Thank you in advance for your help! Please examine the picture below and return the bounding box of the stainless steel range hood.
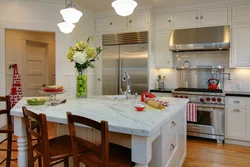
[169,26,230,51]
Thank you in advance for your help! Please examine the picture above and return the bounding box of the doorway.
[5,29,55,97]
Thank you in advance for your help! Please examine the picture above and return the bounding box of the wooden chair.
[0,96,41,167]
[67,112,135,167]
[22,107,73,167]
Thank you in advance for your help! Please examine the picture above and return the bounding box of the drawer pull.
[233,100,240,104]
[170,144,175,150]
[233,109,240,112]
[171,121,176,127]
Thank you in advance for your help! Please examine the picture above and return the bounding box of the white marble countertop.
[10,96,188,137]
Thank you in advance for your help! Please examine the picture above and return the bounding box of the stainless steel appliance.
[169,25,230,51]
[172,88,225,144]
[102,32,148,95]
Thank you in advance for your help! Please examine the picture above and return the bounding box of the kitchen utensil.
[207,78,219,90]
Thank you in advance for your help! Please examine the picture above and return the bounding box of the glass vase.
[76,69,87,98]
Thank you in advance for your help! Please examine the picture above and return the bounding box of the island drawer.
[227,97,247,107]
[162,116,179,144]
[163,133,178,166]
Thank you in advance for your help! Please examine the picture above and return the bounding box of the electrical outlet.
[236,82,241,90]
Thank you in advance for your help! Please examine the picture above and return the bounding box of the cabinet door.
[156,13,172,30]
[95,36,103,95]
[96,16,127,33]
[232,4,250,24]
[200,7,228,26]
[173,10,198,29]
[155,31,173,68]
[128,12,148,30]
[231,24,250,68]
[247,99,250,140]
[226,107,247,140]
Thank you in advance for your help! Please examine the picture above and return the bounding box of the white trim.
[225,138,250,146]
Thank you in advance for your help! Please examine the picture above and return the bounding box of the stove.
[172,87,225,105]
[172,87,225,143]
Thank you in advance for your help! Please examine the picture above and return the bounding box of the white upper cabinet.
[128,12,148,30]
[96,16,127,33]
[96,11,149,33]
[156,13,172,30]
[200,7,228,26]
[155,31,173,68]
[231,24,250,68]
[232,3,250,24]
[173,10,199,29]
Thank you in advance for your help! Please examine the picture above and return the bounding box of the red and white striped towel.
[186,103,197,122]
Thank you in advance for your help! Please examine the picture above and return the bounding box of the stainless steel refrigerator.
[102,32,148,95]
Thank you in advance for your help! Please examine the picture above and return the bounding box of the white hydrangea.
[73,51,87,64]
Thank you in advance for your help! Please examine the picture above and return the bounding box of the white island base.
[11,96,187,167]
[55,109,186,167]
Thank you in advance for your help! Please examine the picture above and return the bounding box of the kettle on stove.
[207,78,219,90]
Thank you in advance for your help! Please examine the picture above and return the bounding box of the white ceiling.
[74,0,237,13]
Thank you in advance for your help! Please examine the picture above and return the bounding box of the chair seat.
[79,143,135,167]
[0,124,13,133]
[33,135,73,161]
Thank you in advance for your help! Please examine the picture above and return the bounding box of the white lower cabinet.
[226,107,247,139]
[226,97,250,142]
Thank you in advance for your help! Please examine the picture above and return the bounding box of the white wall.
[0,0,96,98]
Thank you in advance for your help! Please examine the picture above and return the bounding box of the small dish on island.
[42,85,64,93]
[134,104,145,111]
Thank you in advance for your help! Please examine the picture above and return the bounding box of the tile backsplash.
[156,51,250,92]
[157,68,250,92]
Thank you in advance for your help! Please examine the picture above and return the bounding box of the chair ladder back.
[101,120,109,166]
[22,107,50,165]
[0,96,11,125]
[67,112,110,166]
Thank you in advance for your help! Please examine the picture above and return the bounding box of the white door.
[173,10,198,29]
[200,7,228,27]
[231,24,250,67]
[155,31,173,68]
[232,4,250,24]
[22,40,47,97]
[226,107,247,140]
[156,13,172,30]
[128,12,148,30]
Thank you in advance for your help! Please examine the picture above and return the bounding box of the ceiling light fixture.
[112,0,137,17]
[57,21,75,34]
[60,0,83,24]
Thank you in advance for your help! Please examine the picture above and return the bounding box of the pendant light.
[57,21,75,34]
[112,0,137,17]
[60,0,83,24]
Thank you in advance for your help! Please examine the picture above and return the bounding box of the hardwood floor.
[184,137,250,167]
[1,130,250,167]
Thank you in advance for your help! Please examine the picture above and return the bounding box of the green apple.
[77,92,81,97]
[77,75,82,80]
[77,80,83,85]
[82,76,87,82]
[80,92,86,97]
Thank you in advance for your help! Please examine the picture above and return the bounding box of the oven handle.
[195,104,225,109]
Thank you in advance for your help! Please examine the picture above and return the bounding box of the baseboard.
[225,138,250,146]
[179,152,187,167]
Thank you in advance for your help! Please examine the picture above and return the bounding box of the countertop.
[10,96,188,137]
[150,88,174,93]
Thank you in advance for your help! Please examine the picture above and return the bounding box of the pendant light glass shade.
[112,0,137,17]
[57,21,75,34]
[60,7,83,24]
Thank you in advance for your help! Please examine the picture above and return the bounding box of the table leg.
[131,135,152,167]
[14,116,28,167]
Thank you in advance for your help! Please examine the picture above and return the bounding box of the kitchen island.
[11,96,188,167]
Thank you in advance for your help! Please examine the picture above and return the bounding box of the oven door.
[187,105,225,136]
